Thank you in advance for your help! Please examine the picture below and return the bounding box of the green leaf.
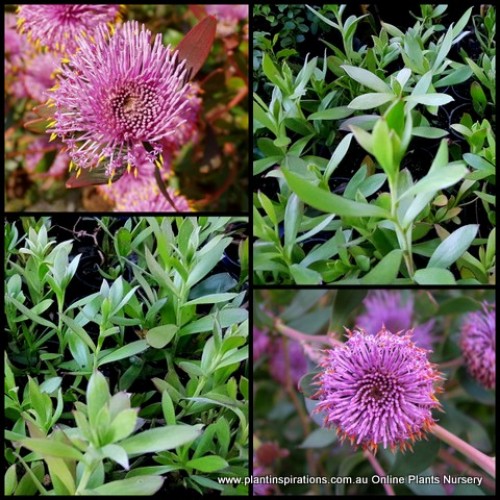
[283,169,389,218]
[5,464,18,495]
[309,107,353,120]
[414,268,456,284]
[412,126,448,138]
[349,124,374,154]
[20,438,84,461]
[348,93,395,110]
[463,154,495,175]
[284,194,302,255]
[390,435,440,474]
[120,425,203,456]
[182,293,238,306]
[146,324,178,349]
[427,224,478,269]
[299,428,337,448]
[186,455,229,473]
[289,264,322,285]
[85,476,164,496]
[180,309,248,336]
[110,409,138,442]
[341,65,391,93]
[398,165,467,201]
[5,296,57,329]
[101,444,130,470]
[253,156,282,176]
[61,315,96,352]
[324,133,353,180]
[187,237,231,287]
[372,119,394,176]
[361,250,402,284]
[98,340,149,367]
[87,371,111,428]
[405,93,454,106]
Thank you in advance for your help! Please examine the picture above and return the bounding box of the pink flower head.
[205,5,249,22]
[316,328,443,453]
[357,291,435,350]
[269,337,308,387]
[253,327,271,362]
[460,303,495,389]
[17,4,121,54]
[49,20,197,179]
[98,157,191,212]
[205,5,248,37]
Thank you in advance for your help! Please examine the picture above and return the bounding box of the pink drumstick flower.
[17,4,122,55]
[316,328,443,453]
[47,20,195,181]
[460,302,495,389]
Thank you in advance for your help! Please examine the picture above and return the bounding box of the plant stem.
[431,424,495,478]
[364,450,395,496]
[438,449,496,492]
[282,337,319,494]
[274,318,341,347]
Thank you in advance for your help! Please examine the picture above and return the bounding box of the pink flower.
[357,291,435,350]
[98,157,191,212]
[460,303,495,389]
[316,328,443,453]
[253,328,271,362]
[269,337,308,387]
[205,5,249,22]
[17,4,121,54]
[49,20,198,178]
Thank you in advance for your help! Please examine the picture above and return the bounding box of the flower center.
[357,371,401,408]
[109,82,159,140]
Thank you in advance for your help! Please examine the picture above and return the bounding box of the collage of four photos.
[4,3,496,497]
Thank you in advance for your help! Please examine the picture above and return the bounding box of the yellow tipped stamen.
[127,162,131,173]
[134,167,138,178]
[155,159,162,170]
[107,176,112,187]
[96,155,105,167]
[61,57,70,64]
[76,168,82,179]
[69,161,74,172]
[49,133,58,142]
[47,120,57,128]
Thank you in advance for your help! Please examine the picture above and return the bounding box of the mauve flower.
[316,328,443,453]
[17,4,121,54]
[269,337,308,387]
[253,328,271,362]
[460,303,495,389]
[205,5,248,37]
[357,291,435,350]
[49,20,196,179]
[98,158,191,212]
[205,5,249,22]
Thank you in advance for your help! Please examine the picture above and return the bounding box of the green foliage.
[253,5,496,285]
[5,216,248,495]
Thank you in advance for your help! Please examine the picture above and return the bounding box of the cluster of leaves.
[253,4,495,285]
[4,4,248,212]
[5,216,249,495]
[253,289,495,496]
[253,4,336,93]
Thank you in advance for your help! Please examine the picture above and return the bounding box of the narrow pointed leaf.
[176,16,216,80]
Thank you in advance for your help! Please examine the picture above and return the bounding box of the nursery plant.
[4,216,249,495]
[4,4,249,212]
[253,289,495,496]
[253,4,495,285]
